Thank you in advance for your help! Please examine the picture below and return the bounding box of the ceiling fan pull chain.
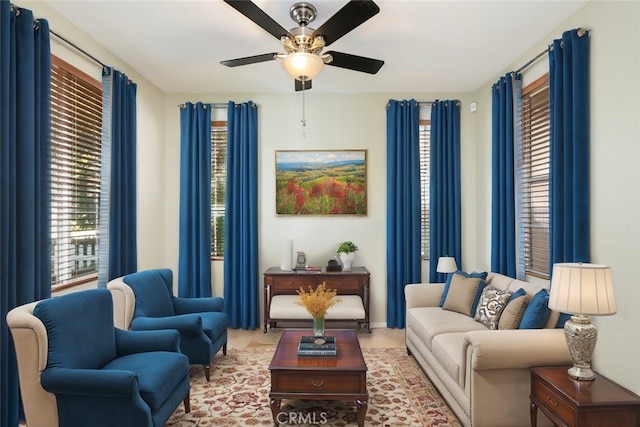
[301,77,307,127]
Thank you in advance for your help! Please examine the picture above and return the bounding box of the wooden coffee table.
[268,329,368,426]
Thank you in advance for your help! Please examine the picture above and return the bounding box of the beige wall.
[163,92,478,328]
[31,0,639,394]
[473,0,640,393]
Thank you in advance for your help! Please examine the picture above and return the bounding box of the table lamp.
[548,263,616,381]
[436,256,458,274]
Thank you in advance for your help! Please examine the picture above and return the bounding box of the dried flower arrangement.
[296,282,341,318]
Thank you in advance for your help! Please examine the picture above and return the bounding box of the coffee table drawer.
[272,371,366,393]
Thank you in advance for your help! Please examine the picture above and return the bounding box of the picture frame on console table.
[275,149,367,216]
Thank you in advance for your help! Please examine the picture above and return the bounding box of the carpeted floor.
[166,347,461,426]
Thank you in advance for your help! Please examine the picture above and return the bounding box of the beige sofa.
[405,272,572,427]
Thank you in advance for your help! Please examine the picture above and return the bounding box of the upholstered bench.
[269,294,366,322]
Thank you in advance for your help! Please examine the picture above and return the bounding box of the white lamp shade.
[548,263,617,316]
[282,52,324,81]
[436,257,458,274]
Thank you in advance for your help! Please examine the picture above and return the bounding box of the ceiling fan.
[220,0,384,91]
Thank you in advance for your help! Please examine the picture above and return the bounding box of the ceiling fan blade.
[325,51,384,74]
[223,0,292,40]
[295,79,312,91]
[312,0,380,47]
[220,53,279,67]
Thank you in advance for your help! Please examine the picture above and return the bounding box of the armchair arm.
[115,328,180,355]
[130,313,202,336]
[41,367,138,398]
[173,296,224,314]
[404,283,444,309]
[464,329,572,370]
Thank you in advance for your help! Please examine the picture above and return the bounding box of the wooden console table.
[263,267,370,333]
[530,366,640,427]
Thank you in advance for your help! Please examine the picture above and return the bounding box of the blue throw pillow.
[507,287,527,303]
[470,279,488,317]
[556,312,572,328]
[519,289,551,329]
[439,270,489,307]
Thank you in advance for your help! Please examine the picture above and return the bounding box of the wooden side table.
[530,366,640,427]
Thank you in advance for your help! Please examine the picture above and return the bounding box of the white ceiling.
[42,0,588,94]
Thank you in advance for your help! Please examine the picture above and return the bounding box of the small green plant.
[336,241,358,254]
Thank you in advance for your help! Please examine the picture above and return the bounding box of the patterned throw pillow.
[474,285,512,329]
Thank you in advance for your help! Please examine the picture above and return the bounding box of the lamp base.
[564,315,598,381]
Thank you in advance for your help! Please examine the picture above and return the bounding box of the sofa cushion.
[498,295,529,329]
[474,285,512,329]
[442,275,482,316]
[519,289,551,329]
[431,332,469,387]
[406,307,487,351]
[270,295,365,319]
[440,270,488,307]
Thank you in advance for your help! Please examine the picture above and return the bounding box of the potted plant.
[336,241,358,271]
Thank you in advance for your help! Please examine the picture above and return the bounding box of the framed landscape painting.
[275,150,367,215]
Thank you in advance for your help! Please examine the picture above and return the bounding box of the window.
[210,121,227,258]
[50,56,102,288]
[520,74,550,278]
[419,119,431,259]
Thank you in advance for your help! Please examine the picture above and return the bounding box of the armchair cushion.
[103,352,187,412]
[33,289,117,369]
[200,311,229,341]
[124,269,176,317]
[173,296,224,314]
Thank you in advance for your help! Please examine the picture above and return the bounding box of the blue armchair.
[108,268,229,381]
[6,288,190,427]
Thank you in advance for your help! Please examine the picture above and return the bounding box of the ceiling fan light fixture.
[282,52,324,81]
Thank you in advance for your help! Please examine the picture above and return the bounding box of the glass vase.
[313,317,325,337]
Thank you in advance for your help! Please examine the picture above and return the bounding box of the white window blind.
[50,56,102,287]
[420,120,431,259]
[210,122,227,257]
[521,75,550,277]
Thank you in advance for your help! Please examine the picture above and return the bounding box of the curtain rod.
[514,48,548,74]
[49,29,107,69]
[178,103,230,109]
[514,27,588,74]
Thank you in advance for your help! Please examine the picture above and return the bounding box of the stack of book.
[297,336,337,357]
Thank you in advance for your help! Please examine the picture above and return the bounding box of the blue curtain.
[178,102,212,297]
[97,67,138,287]
[0,5,51,426]
[549,28,590,265]
[490,74,520,277]
[385,99,421,329]
[224,101,259,329]
[429,100,462,282]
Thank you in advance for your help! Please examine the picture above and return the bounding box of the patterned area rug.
[166,347,461,426]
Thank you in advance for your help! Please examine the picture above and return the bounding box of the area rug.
[166,347,461,426]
